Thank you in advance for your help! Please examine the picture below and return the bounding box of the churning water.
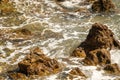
[0,0,120,80]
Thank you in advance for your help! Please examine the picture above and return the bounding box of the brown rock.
[80,23,120,52]
[83,48,111,66]
[18,47,62,76]
[104,63,120,75]
[92,0,116,13]
[69,67,86,77]
[71,48,86,58]
[9,73,28,80]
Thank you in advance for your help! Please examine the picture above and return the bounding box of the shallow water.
[0,0,120,80]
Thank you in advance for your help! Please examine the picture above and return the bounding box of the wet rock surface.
[72,23,120,66]
[80,23,120,52]
[104,63,120,75]
[92,0,116,13]
[9,47,63,79]
[83,48,111,66]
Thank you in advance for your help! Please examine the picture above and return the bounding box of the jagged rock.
[9,73,28,80]
[69,67,86,77]
[71,48,86,58]
[104,63,120,75]
[67,67,86,79]
[83,48,111,66]
[18,47,62,76]
[80,23,120,52]
[92,0,116,13]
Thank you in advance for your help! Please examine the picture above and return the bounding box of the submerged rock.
[9,73,28,80]
[104,63,120,75]
[83,48,111,66]
[17,47,62,77]
[92,0,116,13]
[69,67,86,77]
[68,67,86,79]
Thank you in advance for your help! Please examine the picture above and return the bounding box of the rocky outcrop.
[18,47,62,76]
[104,63,120,75]
[72,23,120,66]
[67,67,86,79]
[80,23,120,52]
[83,48,111,66]
[92,0,116,13]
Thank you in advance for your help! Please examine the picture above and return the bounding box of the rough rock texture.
[104,63,120,75]
[83,48,111,66]
[9,73,28,80]
[72,23,120,66]
[71,48,86,58]
[67,67,86,80]
[69,67,86,77]
[92,0,116,13]
[17,47,62,77]
[80,23,120,52]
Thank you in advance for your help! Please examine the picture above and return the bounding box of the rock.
[9,73,28,80]
[80,23,120,52]
[92,0,116,13]
[69,67,86,77]
[18,47,62,76]
[83,48,111,66]
[71,48,86,58]
[67,67,86,80]
[104,63,120,75]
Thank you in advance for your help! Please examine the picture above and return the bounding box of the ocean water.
[0,0,120,80]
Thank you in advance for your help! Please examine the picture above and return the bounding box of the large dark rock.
[104,63,120,75]
[83,48,111,66]
[69,67,86,77]
[18,47,62,76]
[72,23,120,66]
[92,0,116,13]
[80,23,120,52]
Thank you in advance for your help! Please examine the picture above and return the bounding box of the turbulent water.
[0,0,120,80]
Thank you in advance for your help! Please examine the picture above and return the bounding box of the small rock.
[92,0,116,13]
[9,73,28,80]
[69,67,86,77]
[104,63,120,75]
[80,23,120,52]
